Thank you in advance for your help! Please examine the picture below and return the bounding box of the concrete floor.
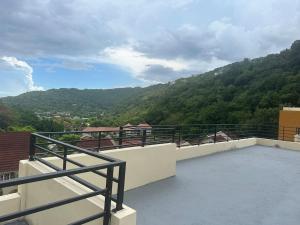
[124,146,300,225]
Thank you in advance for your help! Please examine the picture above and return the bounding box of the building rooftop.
[124,146,300,225]
[82,127,120,132]
[0,132,29,173]
[282,107,300,111]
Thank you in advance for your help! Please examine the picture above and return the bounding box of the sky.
[0,0,300,97]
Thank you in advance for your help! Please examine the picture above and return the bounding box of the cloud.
[0,57,43,97]
[0,0,300,84]
[99,45,191,82]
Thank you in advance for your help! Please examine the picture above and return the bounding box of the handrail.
[0,131,127,225]
[34,124,286,151]
[32,133,121,163]
[0,163,114,225]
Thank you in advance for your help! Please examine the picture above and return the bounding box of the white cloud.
[100,46,188,81]
[99,45,230,82]
[0,0,300,85]
[0,57,43,97]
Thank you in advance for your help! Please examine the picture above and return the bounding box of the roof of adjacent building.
[123,123,133,127]
[77,136,116,150]
[82,127,120,132]
[0,132,30,172]
[137,123,152,128]
[282,107,300,111]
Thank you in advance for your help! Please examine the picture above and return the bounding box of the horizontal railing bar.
[34,144,63,158]
[33,133,121,163]
[35,157,120,205]
[35,157,104,192]
[35,146,120,183]
[0,189,105,222]
[0,161,117,188]
[68,212,105,225]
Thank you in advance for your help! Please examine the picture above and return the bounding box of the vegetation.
[1,40,300,129]
[0,102,64,132]
[58,134,81,145]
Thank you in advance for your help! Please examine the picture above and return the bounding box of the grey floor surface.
[124,146,300,225]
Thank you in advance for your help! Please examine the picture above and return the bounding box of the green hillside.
[2,40,300,126]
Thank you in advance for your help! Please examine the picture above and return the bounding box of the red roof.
[137,123,152,128]
[77,137,116,150]
[0,132,30,172]
[82,127,120,132]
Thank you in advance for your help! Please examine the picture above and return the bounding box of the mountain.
[2,40,300,125]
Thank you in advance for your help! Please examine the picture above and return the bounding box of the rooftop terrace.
[125,145,300,225]
[1,124,300,225]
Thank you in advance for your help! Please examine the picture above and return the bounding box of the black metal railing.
[38,123,286,150]
[0,132,126,225]
[1,123,300,224]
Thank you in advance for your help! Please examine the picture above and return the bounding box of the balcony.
[1,124,300,225]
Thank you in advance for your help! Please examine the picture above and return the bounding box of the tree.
[0,103,13,130]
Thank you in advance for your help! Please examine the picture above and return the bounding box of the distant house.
[82,127,120,133]
[81,123,152,147]
[137,123,152,134]
[0,132,30,195]
[77,134,116,151]
[137,123,152,129]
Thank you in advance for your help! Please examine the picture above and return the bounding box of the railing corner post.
[103,166,114,225]
[116,162,126,211]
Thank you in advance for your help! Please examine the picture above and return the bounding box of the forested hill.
[2,40,300,125]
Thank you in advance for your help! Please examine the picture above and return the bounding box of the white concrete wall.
[256,138,300,151]
[294,134,300,142]
[176,138,257,161]
[46,143,177,194]
[0,193,21,225]
[18,160,136,225]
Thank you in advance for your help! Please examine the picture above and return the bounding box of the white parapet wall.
[176,138,257,161]
[17,160,136,225]
[256,138,300,151]
[0,193,21,225]
[45,143,177,194]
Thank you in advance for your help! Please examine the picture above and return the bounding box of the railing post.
[98,131,101,151]
[116,162,126,211]
[172,128,176,143]
[141,129,147,147]
[103,166,114,225]
[178,126,182,148]
[214,125,217,143]
[198,126,201,145]
[29,134,36,161]
[118,126,123,148]
[63,146,67,170]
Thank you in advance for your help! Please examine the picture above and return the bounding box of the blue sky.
[0,0,300,97]
[29,58,145,90]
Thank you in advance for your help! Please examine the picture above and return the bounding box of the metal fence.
[0,133,126,225]
[38,123,300,151]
